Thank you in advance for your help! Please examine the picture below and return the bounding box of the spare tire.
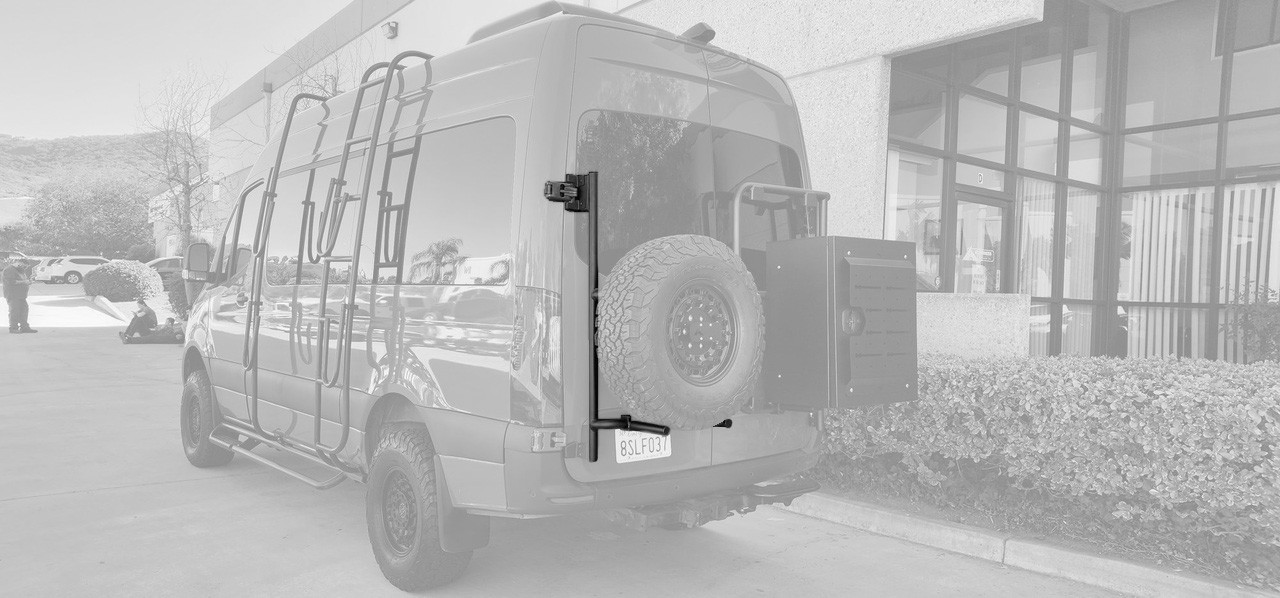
[597,234,764,430]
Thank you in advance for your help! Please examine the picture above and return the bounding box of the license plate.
[615,430,672,463]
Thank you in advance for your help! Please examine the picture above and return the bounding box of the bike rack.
[730,182,830,255]
[310,49,433,463]
[241,92,329,448]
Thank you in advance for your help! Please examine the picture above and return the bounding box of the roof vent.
[682,22,715,44]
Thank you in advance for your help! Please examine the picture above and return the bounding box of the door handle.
[236,291,249,306]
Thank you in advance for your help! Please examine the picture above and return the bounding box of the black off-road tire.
[179,369,234,467]
[366,424,471,591]
[64,271,82,284]
[597,234,765,430]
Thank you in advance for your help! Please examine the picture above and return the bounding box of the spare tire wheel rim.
[666,279,737,386]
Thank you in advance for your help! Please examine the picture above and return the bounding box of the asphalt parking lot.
[0,284,1118,597]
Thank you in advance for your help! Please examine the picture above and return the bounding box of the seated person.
[122,317,184,344]
[119,299,157,341]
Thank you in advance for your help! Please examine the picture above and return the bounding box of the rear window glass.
[576,110,805,283]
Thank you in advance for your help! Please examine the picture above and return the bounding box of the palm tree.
[407,237,465,284]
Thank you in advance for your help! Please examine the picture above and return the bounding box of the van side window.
[220,182,265,278]
[400,117,516,286]
[313,155,367,285]
[262,171,313,286]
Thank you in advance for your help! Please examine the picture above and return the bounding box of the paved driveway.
[0,286,1117,597]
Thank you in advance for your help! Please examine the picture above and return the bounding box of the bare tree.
[138,69,222,253]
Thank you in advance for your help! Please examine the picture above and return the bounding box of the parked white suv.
[35,256,109,284]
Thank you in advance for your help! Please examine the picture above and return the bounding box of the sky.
[0,0,353,139]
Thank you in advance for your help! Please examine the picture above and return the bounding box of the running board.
[210,424,350,490]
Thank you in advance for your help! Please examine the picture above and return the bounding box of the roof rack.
[467,1,664,44]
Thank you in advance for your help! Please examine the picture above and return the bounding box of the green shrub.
[83,259,165,302]
[164,275,189,319]
[825,354,1280,549]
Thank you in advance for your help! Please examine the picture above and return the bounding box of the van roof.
[468,1,663,44]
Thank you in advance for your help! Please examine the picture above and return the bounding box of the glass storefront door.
[953,193,1010,293]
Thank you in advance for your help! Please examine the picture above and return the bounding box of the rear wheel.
[64,271,82,284]
[179,369,233,467]
[366,424,471,591]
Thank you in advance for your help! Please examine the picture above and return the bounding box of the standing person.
[3,256,36,333]
[119,298,157,340]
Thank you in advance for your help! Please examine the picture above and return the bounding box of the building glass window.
[1030,301,1052,355]
[1067,127,1102,185]
[1017,177,1055,297]
[886,149,944,291]
[957,94,1007,163]
[955,32,1012,95]
[1018,1,1065,112]
[1018,111,1059,174]
[953,199,1006,294]
[1225,114,1280,177]
[1122,124,1218,187]
[1063,187,1100,300]
[1062,303,1094,355]
[1228,43,1280,114]
[889,74,947,149]
[1125,0,1222,127]
[1069,5,1110,125]
[1219,181,1280,303]
[1120,307,1208,359]
[1118,188,1214,303]
[1223,0,1280,53]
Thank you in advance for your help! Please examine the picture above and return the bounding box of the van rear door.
[561,24,717,483]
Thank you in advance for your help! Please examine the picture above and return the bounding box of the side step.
[209,422,351,490]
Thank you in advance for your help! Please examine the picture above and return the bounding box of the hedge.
[825,354,1280,549]
[83,259,165,302]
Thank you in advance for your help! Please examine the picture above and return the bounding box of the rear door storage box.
[764,237,918,410]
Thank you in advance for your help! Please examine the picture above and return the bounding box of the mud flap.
[434,455,491,553]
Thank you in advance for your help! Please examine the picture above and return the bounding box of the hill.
[0,133,158,198]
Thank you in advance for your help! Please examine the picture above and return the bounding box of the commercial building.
[209,0,1280,361]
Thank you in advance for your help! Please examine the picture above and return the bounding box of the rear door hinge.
[544,173,594,213]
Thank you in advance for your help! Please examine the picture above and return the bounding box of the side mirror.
[183,242,214,282]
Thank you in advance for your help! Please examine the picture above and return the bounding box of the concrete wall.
[917,293,1031,357]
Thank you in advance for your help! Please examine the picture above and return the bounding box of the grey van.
[179,2,917,590]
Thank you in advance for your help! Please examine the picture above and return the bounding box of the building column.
[789,56,892,239]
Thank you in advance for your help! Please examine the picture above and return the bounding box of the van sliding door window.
[262,172,311,286]
[400,117,516,286]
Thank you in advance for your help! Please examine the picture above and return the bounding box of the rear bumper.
[479,445,819,517]
[603,478,821,530]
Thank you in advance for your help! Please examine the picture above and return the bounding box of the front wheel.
[64,271,82,284]
[180,369,233,467]
[366,424,471,591]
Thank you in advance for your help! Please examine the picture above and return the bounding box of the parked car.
[29,258,59,282]
[146,256,183,281]
[178,4,919,591]
[34,256,109,284]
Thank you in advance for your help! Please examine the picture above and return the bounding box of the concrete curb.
[784,493,1276,598]
[87,296,127,322]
